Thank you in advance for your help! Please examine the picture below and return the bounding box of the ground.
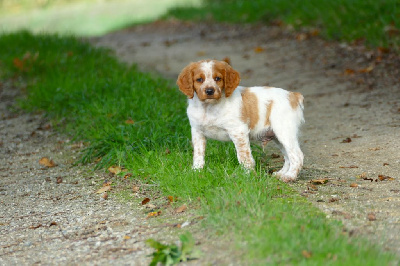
[1,20,400,264]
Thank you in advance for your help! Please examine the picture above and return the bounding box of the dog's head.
[177,60,240,102]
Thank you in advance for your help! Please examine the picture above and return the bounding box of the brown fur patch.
[265,101,273,126]
[240,88,259,129]
[289,92,304,109]
[213,61,240,97]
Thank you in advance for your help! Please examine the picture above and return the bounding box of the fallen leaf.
[102,192,108,200]
[254,46,265,53]
[350,183,358,188]
[311,178,329,185]
[13,58,24,71]
[96,185,111,194]
[175,205,187,213]
[339,165,359,169]
[108,166,122,175]
[296,33,307,41]
[310,29,320,36]
[29,224,43,229]
[132,186,140,192]
[56,177,63,184]
[124,173,132,179]
[49,221,58,226]
[329,198,339,203]
[383,163,389,166]
[167,195,174,203]
[378,175,395,181]
[302,250,312,258]
[344,68,355,75]
[359,65,374,73]
[39,157,56,167]
[341,137,352,143]
[147,211,161,218]
[125,119,134,124]
[142,198,150,205]
[367,212,376,221]
[123,235,131,240]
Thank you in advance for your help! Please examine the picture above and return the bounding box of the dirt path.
[90,20,400,254]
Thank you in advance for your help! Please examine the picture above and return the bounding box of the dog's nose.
[205,88,215,96]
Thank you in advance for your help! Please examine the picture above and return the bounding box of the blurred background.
[0,0,200,36]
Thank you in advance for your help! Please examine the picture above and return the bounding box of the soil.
[1,20,399,264]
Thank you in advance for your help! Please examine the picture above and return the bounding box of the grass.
[0,31,397,264]
[0,0,200,36]
[165,0,400,50]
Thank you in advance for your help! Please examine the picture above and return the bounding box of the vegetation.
[0,31,396,264]
[166,0,400,50]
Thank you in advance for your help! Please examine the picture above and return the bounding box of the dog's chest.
[188,104,232,141]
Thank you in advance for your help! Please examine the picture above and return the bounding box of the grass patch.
[0,31,397,264]
[165,0,400,50]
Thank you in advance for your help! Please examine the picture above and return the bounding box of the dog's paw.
[273,172,297,182]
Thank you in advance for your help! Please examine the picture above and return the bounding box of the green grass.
[0,31,397,264]
[165,0,400,50]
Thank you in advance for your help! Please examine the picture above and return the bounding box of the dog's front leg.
[229,132,255,169]
[191,128,206,169]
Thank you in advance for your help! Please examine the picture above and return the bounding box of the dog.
[176,59,304,182]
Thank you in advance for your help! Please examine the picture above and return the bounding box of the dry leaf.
[108,166,122,175]
[142,198,150,205]
[124,173,132,179]
[254,46,265,53]
[56,177,63,184]
[96,185,111,194]
[123,235,131,240]
[311,178,329,185]
[147,211,161,218]
[132,186,140,192]
[296,33,307,41]
[378,175,395,181]
[341,137,352,143]
[344,68,355,75]
[125,119,134,124]
[359,65,374,73]
[39,157,56,167]
[350,183,358,188]
[175,205,187,213]
[13,58,24,71]
[102,192,108,200]
[367,212,376,221]
[302,250,312,258]
[167,195,174,203]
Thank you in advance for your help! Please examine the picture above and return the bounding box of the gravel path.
[1,20,399,264]
[90,20,400,255]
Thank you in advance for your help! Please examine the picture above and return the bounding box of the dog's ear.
[177,63,195,99]
[224,63,240,97]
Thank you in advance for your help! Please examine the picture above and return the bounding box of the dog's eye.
[196,78,203,83]
[214,77,221,81]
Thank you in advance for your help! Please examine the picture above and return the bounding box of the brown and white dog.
[177,59,304,182]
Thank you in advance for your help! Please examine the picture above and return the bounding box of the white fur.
[182,61,304,182]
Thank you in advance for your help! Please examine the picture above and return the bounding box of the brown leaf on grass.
[302,250,312,258]
[108,166,122,175]
[350,183,358,188]
[124,173,132,179]
[175,205,187,214]
[329,198,339,203]
[142,198,150,205]
[56,177,63,184]
[167,195,174,203]
[132,186,140,193]
[311,178,329,185]
[125,119,134,124]
[367,212,376,221]
[96,185,111,194]
[378,175,395,181]
[13,58,24,71]
[39,157,56,167]
[147,211,161,218]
